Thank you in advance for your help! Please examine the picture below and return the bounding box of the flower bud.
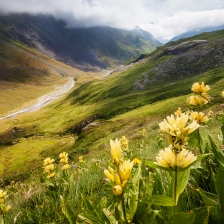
[113,185,123,196]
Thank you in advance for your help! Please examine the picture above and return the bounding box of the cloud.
[1,0,224,43]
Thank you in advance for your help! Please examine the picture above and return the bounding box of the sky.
[1,0,224,43]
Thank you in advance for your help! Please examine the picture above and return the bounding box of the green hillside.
[0,27,224,223]
[0,29,224,180]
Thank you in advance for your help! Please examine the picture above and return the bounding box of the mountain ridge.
[0,13,161,70]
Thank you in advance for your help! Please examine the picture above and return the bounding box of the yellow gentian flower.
[110,139,122,165]
[59,152,68,159]
[104,169,115,182]
[47,172,56,179]
[176,148,197,168]
[190,111,209,124]
[62,164,70,170]
[118,159,134,182]
[133,158,141,165]
[186,95,208,106]
[44,164,55,173]
[174,107,182,116]
[120,136,129,151]
[159,113,199,149]
[43,158,54,166]
[156,146,197,169]
[191,82,210,94]
[113,185,123,196]
[156,146,176,168]
[0,190,7,198]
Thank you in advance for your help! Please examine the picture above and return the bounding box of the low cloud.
[1,0,224,43]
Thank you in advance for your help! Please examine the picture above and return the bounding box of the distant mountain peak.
[169,24,224,42]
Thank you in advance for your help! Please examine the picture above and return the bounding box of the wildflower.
[176,148,197,168]
[0,190,7,198]
[59,152,69,163]
[186,95,208,106]
[62,164,70,170]
[0,189,11,213]
[79,156,83,162]
[59,152,68,159]
[191,82,210,94]
[159,113,199,150]
[110,139,122,165]
[104,159,134,196]
[120,136,129,151]
[174,107,182,116]
[133,158,141,165]
[47,172,56,179]
[222,91,224,97]
[43,157,55,178]
[43,164,55,173]
[119,159,134,183]
[104,169,115,182]
[43,158,55,166]
[159,137,163,141]
[207,110,213,117]
[156,146,176,168]
[155,146,197,169]
[141,128,146,137]
[190,111,209,124]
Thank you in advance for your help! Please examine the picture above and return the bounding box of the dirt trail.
[0,77,74,121]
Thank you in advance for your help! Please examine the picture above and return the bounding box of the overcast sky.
[1,0,224,43]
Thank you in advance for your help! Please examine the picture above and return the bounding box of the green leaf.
[126,162,142,221]
[221,125,224,144]
[215,165,224,213]
[77,214,104,224]
[167,212,195,224]
[81,194,99,218]
[0,215,4,224]
[60,197,77,224]
[209,136,224,166]
[170,169,190,204]
[196,188,220,220]
[103,208,117,224]
[140,195,176,206]
[188,129,203,149]
[193,206,210,224]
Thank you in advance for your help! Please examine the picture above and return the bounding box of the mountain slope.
[0,13,161,69]
[0,35,89,115]
[0,28,224,180]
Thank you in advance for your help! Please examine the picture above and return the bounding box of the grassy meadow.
[0,31,224,223]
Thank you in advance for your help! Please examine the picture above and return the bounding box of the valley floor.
[0,77,75,121]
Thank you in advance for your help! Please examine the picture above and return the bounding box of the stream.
[0,77,75,121]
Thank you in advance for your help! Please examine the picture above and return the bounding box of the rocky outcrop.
[134,38,224,90]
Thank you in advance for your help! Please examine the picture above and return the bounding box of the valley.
[0,13,223,223]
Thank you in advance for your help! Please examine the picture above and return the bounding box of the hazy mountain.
[169,25,224,42]
[0,13,161,70]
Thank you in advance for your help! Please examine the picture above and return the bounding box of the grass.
[0,29,223,187]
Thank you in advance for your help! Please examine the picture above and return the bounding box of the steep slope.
[0,36,88,115]
[0,13,161,69]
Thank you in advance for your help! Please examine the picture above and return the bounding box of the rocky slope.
[134,34,224,90]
